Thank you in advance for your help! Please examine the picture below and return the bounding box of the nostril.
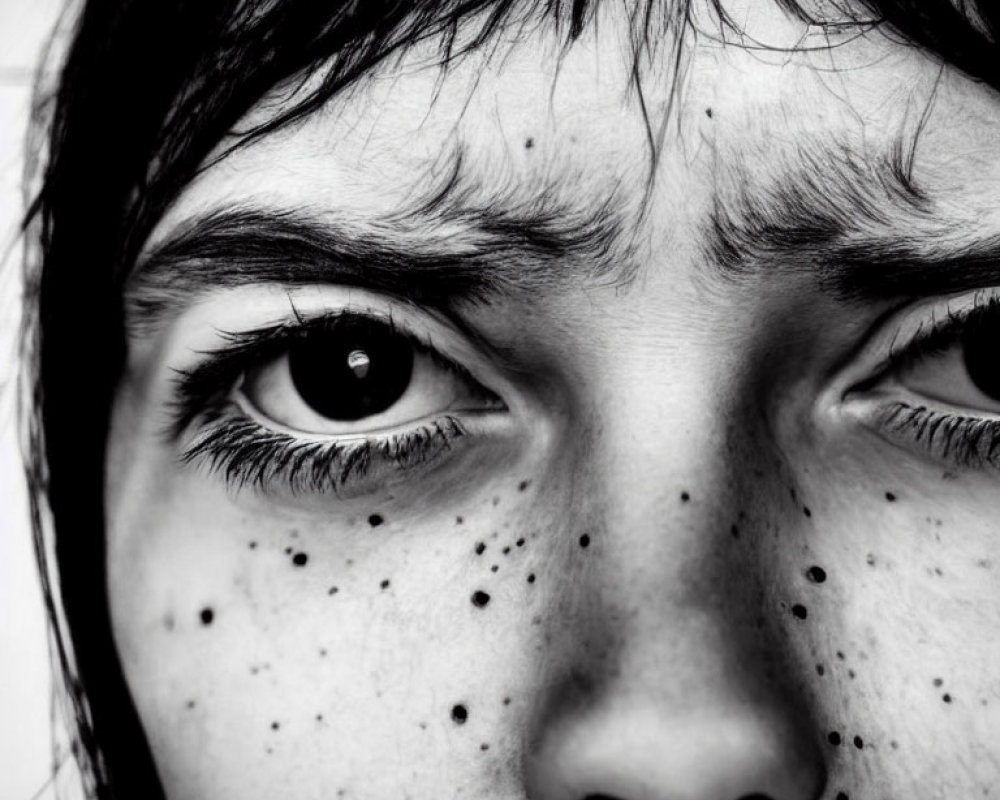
[737,795,776,800]
[581,796,626,800]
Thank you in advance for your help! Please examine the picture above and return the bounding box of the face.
[104,1,1000,798]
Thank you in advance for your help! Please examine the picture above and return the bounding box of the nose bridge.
[522,339,826,800]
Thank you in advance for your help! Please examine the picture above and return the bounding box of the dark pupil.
[288,317,414,421]
[962,315,1000,401]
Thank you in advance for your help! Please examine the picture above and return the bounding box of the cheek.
[107,464,558,798]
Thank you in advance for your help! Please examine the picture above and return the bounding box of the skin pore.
[104,1,1000,798]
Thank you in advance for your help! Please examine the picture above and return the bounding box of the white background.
[1,1,74,798]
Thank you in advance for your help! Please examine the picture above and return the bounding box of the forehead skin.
[107,2,1000,799]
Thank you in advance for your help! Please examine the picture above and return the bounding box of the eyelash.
[169,312,475,494]
[868,291,1000,471]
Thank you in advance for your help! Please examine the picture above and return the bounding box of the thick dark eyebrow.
[126,191,630,335]
[707,136,1000,303]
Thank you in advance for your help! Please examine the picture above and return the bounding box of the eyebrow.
[707,136,1000,303]
[126,189,631,335]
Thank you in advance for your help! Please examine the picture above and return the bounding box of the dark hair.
[20,0,1000,797]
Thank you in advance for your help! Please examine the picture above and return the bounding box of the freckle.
[380,579,390,590]
[518,480,531,491]
[890,740,899,749]
[791,604,808,620]
[491,564,499,572]
[524,137,534,149]
[271,721,280,731]
[517,539,527,549]
[866,553,876,566]
[480,743,490,751]
[199,607,214,626]
[885,491,897,502]
[163,613,175,632]
[806,565,827,583]
[942,693,952,703]
[730,524,739,539]
[848,669,856,679]
[185,700,196,710]
[933,567,943,576]
[492,496,500,506]
[802,506,812,518]
[836,650,845,660]
[502,697,511,706]
[284,546,293,555]
[579,534,591,549]
[471,590,491,608]
[502,546,511,555]
[705,107,713,117]
[451,704,468,724]
[828,731,841,746]
[527,573,536,584]
[456,516,464,525]
[328,586,339,595]
[292,552,308,567]
[853,735,863,749]
[475,542,486,555]
[933,677,943,687]
[319,648,327,658]
[248,541,257,550]
[816,664,825,676]
[316,714,324,722]
[368,513,384,527]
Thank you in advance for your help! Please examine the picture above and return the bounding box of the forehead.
[144,2,1000,270]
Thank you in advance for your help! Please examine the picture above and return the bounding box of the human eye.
[167,300,508,496]
[842,288,1000,471]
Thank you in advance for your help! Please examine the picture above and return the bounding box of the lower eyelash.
[877,402,1000,470]
[180,411,465,494]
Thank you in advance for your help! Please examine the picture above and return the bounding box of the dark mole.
[791,604,808,620]
[802,506,812,518]
[680,491,690,502]
[516,538,525,547]
[502,697,511,706]
[816,664,825,676]
[480,743,490,751]
[456,516,464,525]
[472,590,491,608]
[524,137,534,149]
[836,793,849,800]
[451,704,468,724]
[806,565,827,583]
[730,524,740,539]
[853,735,863,749]
[199,607,214,626]
[271,721,280,731]
[248,541,257,550]
[368,513,384,527]
[885,491,897,502]
[491,564,499,573]
[328,586,339,595]
[518,480,531,491]
[705,107,713,117]
[380,579,390,590]
[828,731,841,746]
[475,542,487,555]
[527,573,536,584]
[292,552,308,567]
[579,534,591,549]
[943,693,952,703]
[502,546,511,555]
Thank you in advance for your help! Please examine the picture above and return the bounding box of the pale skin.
[104,1,1000,798]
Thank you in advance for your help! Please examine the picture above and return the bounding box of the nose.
[522,370,826,800]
